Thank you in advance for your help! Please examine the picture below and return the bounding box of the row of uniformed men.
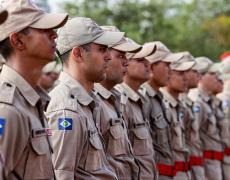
[1,1,230,180]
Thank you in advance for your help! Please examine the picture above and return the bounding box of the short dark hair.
[80,43,91,52]
[0,38,12,60]
[59,43,92,65]
[0,28,31,60]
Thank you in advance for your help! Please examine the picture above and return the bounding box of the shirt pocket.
[107,118,126,156]
[24,131,53,179]
[85,130,104,171]
[133,127,152,156]
[172,121,183,149]
[154,114,168,145]
[207,115,216,135]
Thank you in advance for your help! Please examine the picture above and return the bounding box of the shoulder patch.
[193,106,200,113]
[58,118,73,130]
[222,100,230,108]
[0,118,6,135]
[178,111,184,120]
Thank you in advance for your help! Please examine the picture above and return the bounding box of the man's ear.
[72,47,83,62]
[9,32,26,51]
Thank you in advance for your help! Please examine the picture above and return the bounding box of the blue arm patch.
[58,118,73,130]
[193,106,200,113]
[223,100,230,108]
[0,118,6,135]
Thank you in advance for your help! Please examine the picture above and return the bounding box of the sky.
[48,0,73,12]
[47,0,193,13]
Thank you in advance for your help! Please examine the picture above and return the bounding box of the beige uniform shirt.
[212,95,230,165]
[179,93,203,157]
[114,83,157,179]
[0,65,54,179]
[140,83,174,167]
[188,88,223,152]
[160,88,190,163]
[46,72,117,180]
[93,83,139,180]
[216,93,230,147]
[211,96,229,146]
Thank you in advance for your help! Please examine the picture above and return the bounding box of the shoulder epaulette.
[120,92,128,105]
[0,81,15,105]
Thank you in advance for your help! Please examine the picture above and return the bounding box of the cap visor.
[146,51,171,63]
[94,31,124,46]
[164,53,184,63]
[132,45,157,59]
[173,61,195,71]
[112,41,142,53]
[30,13,68,29]
[0,10,8,25]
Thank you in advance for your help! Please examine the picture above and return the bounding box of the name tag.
[32,128,52,138]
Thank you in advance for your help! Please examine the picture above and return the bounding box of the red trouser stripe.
[157,163,176,177]
[203,150,224,161]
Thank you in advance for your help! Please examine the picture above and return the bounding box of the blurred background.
[36,0,230,60]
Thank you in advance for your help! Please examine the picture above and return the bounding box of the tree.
[61,0,230,60]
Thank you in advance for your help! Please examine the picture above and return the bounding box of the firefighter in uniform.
[46,17,124,179]
[139,41,175,179]
[93,26,141,179]
[0,0,68,179]
[160,52,195,180]
[188,57,223,180]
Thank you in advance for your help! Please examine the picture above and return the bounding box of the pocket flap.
[133,127,148,140]
[155,118,167,129]
[89,134,103,150]
[31,136,48,155]
[110,125,124,139]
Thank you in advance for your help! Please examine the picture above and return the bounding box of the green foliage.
[61,0,230,60]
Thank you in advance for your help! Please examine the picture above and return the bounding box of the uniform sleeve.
[192,102,203,129]
[46,109,87,180]
[0,104,30,177]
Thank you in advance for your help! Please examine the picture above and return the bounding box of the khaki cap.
[57,17,124,55]
[169,52,195,71]
[219,57,230,74]
[219,73,230,81]
[195,57,213,73]
[127,41,156,60]
[207,63,220,74]
[101,26,141,52]
[42,61,62,74]
[0,0,68,41]
[145,41,172,64]
[164,52,183,63]
[0,9,8,24]
[166,51,194,64]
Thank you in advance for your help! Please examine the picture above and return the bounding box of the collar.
[212,95,221,106]
[94,83,113,100]
[179,93,193,106]
[118,82,141,102]
[0,65,41,107]
[35,86,50,107]
[59,71,94,106]
[160,87,178,107]
[198,88,211,102]
[141,82,157,97]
